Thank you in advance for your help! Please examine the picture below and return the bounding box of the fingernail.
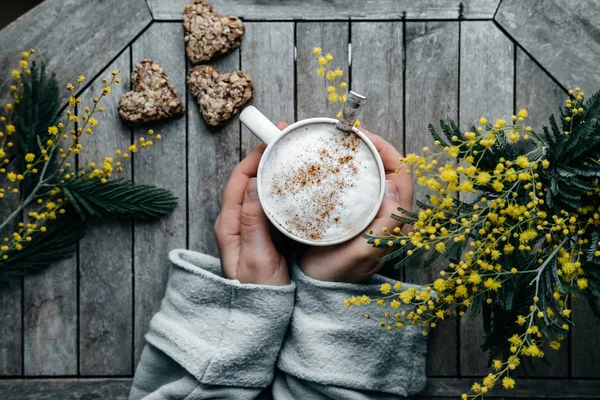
[385,180,399,201]
[247,178,259,198]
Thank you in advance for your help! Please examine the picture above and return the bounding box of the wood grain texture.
[416,397,511,400]
[418,378,600,397]
[132,22,187,367]
[0,378,131,399]
[22,83,82,375]
[20,81,80,376]
[0,188,22,375]
[240,22,294,157]
[0,280,21,375]
[296,22,349,120]
[496,0,600,93]
[515,47,570,378]
[2,0,600,390]
[0,0,151,104]
[351,21,402,287]
[187,49,240,255]
[572,297,600,377]
[404,21,460,376]
[459,21,514,376]
[516,48,566,129]
[78,50,133,375]
[351,22,403,151]
[23,257,77,375]
[148,0,500,21]
[0,377,599,399]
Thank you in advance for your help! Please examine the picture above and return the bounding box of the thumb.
[239,178,272,246]
[369,180,401,234]
[239,178,288,285]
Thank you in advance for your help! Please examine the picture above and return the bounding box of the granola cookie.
[118,59,185,125]
[183,0,244,64]
[187,65,253,128]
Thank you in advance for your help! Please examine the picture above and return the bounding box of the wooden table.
[1,0,600,398]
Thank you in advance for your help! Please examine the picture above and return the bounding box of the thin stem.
[0,143,57,233]
[532,236,568,285]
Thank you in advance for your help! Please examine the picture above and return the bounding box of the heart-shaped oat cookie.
[118,60,185,126]
[187,65,253,128]
[183,0,244,64]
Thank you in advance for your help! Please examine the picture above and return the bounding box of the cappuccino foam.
[260,123,381,243]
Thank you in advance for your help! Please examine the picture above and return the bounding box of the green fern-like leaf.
[428,123,449,147]
[0,208,85,281]
[14,62,60,196]
[60,176,178,220]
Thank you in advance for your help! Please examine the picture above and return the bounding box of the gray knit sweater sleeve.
[275,264,428,399]
[129,249,429,400]
[129,249,295,399]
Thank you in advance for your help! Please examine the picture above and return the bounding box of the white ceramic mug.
[239,106,386,246]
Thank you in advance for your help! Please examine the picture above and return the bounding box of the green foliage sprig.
[350,87,600,397]
[62,177,178,220]
[0,50,177,280]
[13,61,60,196]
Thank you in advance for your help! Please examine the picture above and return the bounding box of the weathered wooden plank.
[21,68,80,375]
[351,21,403,289]
[351,22,403,151]
[0,279,21,375]
[0,378,132,399]
[516,48,566,129]
[572,297,600,377]
[78,50,133,375]
[1,377,600,399]
[418,378,600,398]
[494,0,600,382]
[296,22,349,120]
[404,21,460,376]
[496,0,600,93]
[0,0,151,104]
[132,22,187,367]
[21,58,98,375]
[149,0,500,21]
[23,257,77,375]
[515,47,570,378]
[415,397,500,400]
[22,69,84,374]
[414,398,461,400]
[187,49,240,255]
[240,22,294,157]
[459,21,514,376]
[0,115,22,376]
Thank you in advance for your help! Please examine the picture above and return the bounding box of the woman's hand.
[300,128,414,283]
[214,123,289,286]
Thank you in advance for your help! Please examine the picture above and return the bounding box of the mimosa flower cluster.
[312,47,360,127]
[0,51,172,275]
[343,86,600,399]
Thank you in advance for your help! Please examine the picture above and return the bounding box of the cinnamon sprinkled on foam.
[262,124,379,242]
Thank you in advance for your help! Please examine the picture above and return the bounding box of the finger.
[239,178,272,247]
[238,178,287,284]
[214,214,240,280]
[360,128,414,214]
[216,145,265,273]
[394,169,414,216]
[219,144,266,235]
[370,180,402,233]
[360,128,410,191]
[219,122,286,230]
[359,128,405,174]
[342,181,403,280]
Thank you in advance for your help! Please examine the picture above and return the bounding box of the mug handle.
[239,106,282,145]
